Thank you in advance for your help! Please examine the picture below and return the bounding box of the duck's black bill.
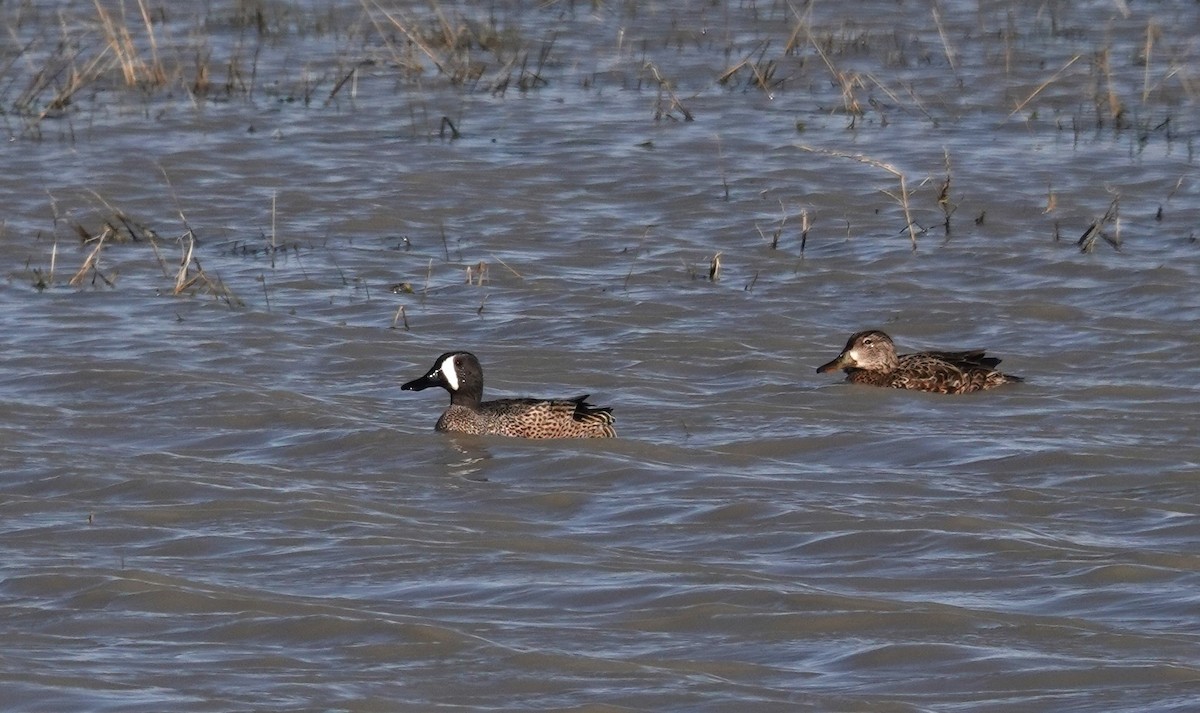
[401,373,436,391]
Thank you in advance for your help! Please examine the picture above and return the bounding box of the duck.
[816,330,1021,394]
[401,351,616,438]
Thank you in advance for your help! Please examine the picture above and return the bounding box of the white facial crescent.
[439,356,460,391]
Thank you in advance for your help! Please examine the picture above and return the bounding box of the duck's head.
[816,330,899,373]
[402,351,485,403]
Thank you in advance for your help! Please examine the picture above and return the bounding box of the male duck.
[401,351,616,438]
[817,330,1021,394]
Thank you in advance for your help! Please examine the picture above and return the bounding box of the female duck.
[817,330,1021,394]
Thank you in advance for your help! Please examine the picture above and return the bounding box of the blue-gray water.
[2,1,1199,711]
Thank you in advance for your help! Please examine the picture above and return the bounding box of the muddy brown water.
[2,1,1199,711]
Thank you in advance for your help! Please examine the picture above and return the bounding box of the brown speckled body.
[434,396,615,438]
[817,330,1021,394]
[402,351,616,439]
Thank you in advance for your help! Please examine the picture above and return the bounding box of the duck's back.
[882,351,1020,394]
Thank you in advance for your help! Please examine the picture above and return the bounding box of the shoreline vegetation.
[3,1,1192,132]
[3,1,1196,304]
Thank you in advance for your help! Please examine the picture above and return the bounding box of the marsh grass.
[93,0,167,89]
[643,63,693,122]
[1,0,1191,142]
[69,227,114,287]
[31,191,240,304]
[717,40,778,94]
[4,0,1197,314]
[5,2,232,131]
[362,0,544,94]
[173,232,241,306]
[1078,195,1122,253]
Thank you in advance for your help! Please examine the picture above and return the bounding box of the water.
[2,1,1199,711]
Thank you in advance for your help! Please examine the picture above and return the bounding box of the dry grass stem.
[1008,54,1082,120]
[1096,47,1124,125]
[1078,195,1122,253]
[69,227,113,286]
[363,0,450,78]
[326,61,370,105]
[489,253,523,279]
[937,149,957,235]
[931,2,959,80]
[52,191,238,304]
[863,72,933,124]
[465,261,488,286]
[173,234,239,305]
[767,200,789,249]
[1142,21,1159,104]
[93,0,167,88]
[803,28,865,122]
[797,145,919,248]
[392,305,410,331]
[644,63,694,121]
[363,0,524,89]
[717,40,777,94]
[174,231,196,294]
[259,272,271,311]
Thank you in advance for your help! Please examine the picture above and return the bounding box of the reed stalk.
[1007,54,1081,121]
[392,304,410,330]
[797,145,919,248]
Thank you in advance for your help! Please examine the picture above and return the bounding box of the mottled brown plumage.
[401,351,616,438]
[816,330,1021,394]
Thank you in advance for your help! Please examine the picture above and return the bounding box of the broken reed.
[34,204,239,305]
[1077,195,1122,253]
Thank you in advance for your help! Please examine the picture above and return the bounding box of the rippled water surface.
[2,1,1199,711]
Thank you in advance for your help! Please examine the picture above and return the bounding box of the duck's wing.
[896,352,1019,393]
[480,397,616,438]
[922,349,1002,369]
